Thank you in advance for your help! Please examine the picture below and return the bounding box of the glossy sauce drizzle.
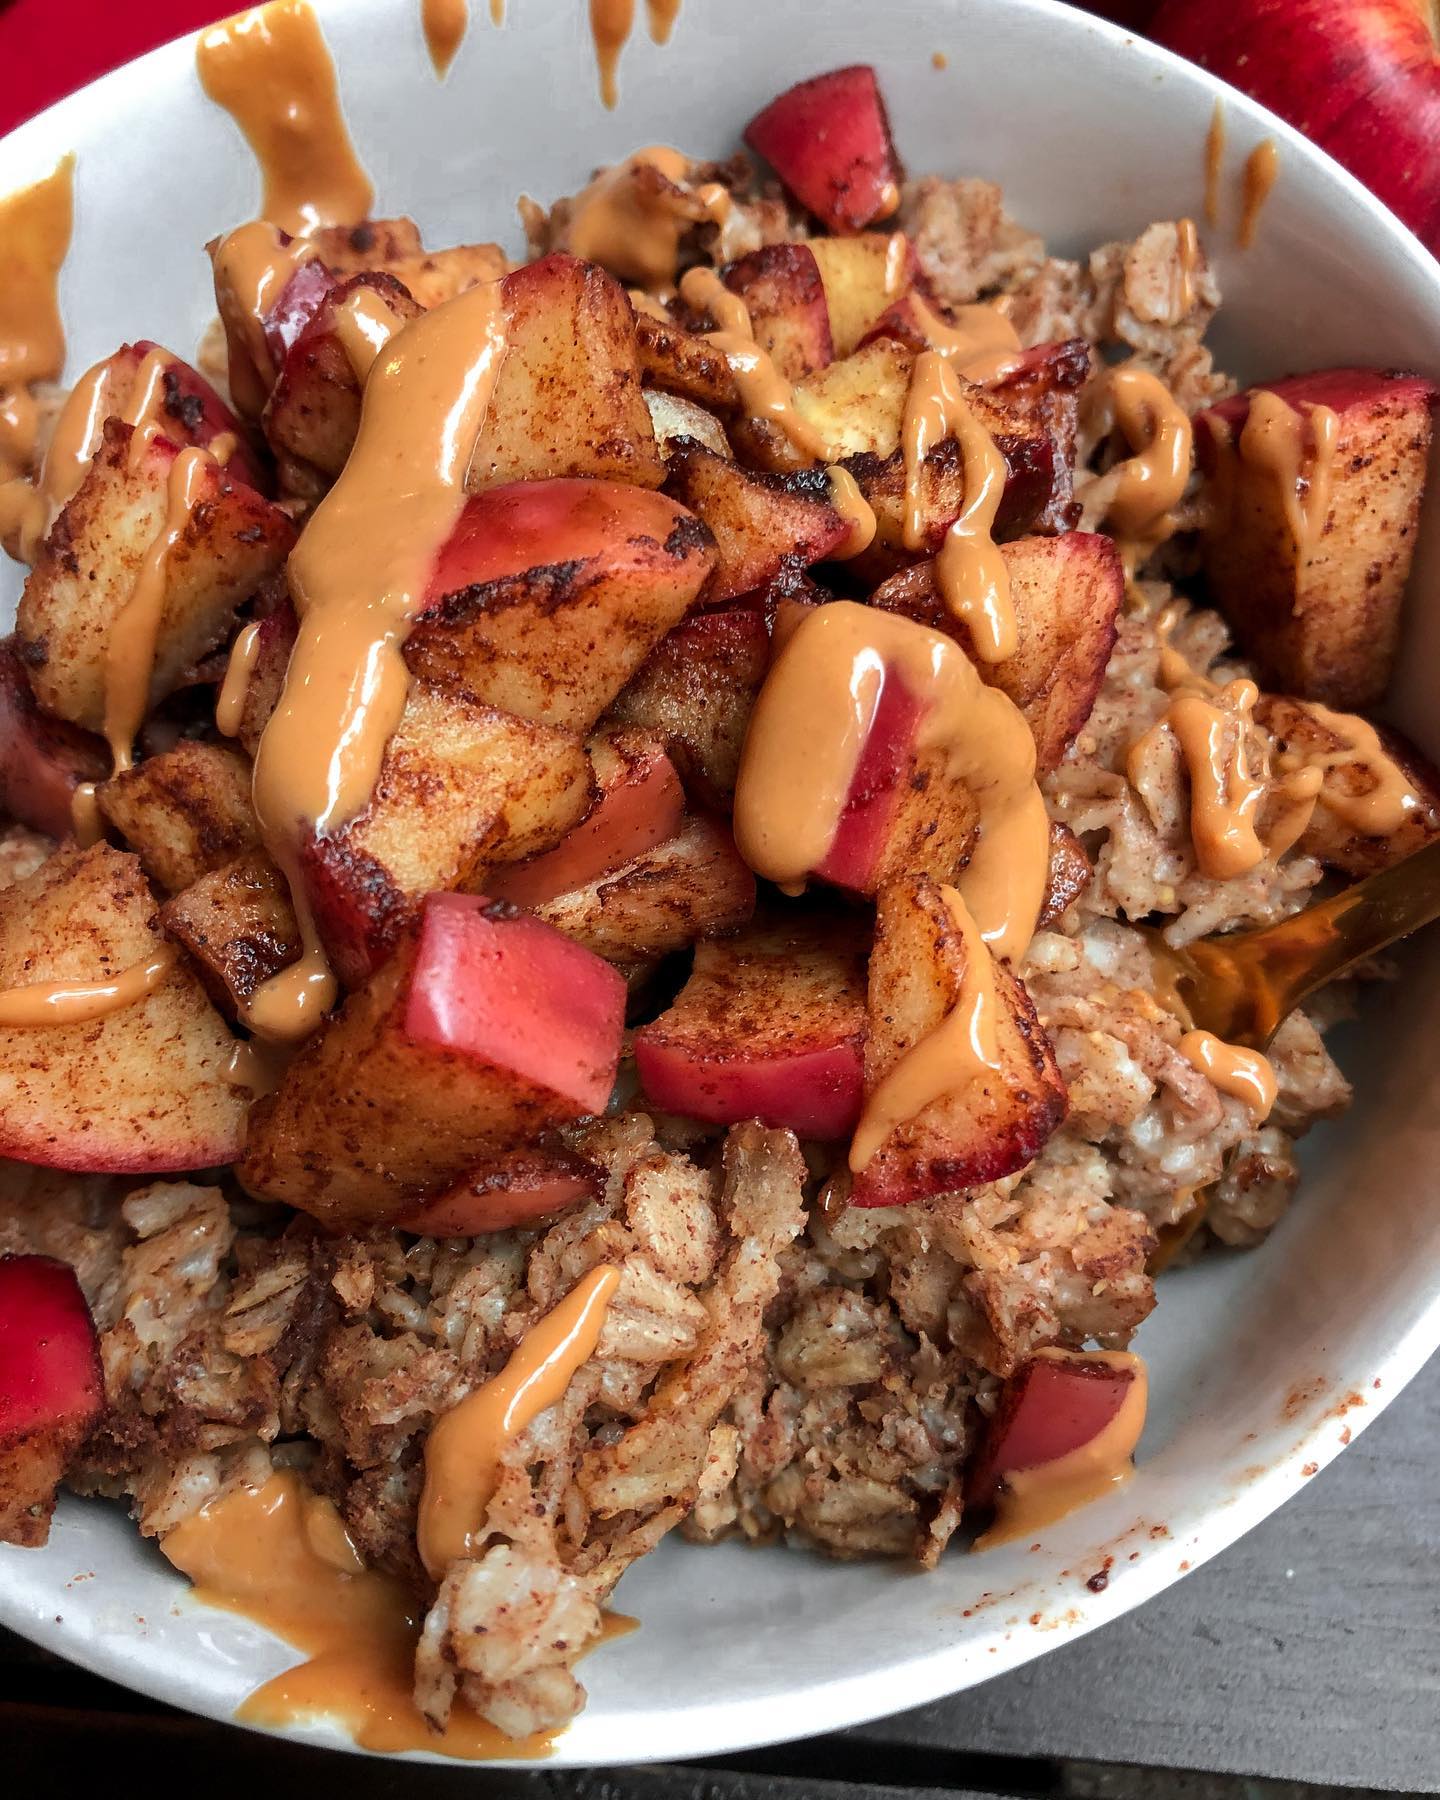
[1087,366,1193,570]
[211,221,320,419]
[826,465,878,558]
[162,1471,554,1759]
[1235,389,1338,590]
[908,292,1024,386]
[901,350,1015,662]
[1179,1029,1277,1120]
[247,278,507,1041]
[0,155,74,487]
[1239,139,1279,249]
[850,884,999,1172]
[217,621,264,738]
[563,146,702,289]
[0,946,176,1028]
[197,1,374,235]
[419,1266,620,1578]
[422,0,470,74]
[1132,677,1267,880]
[733,601,1049,962]
[977,1350,1148,1547]
[1204,102,1226,230]
[1,353,116,563]
[589,0,636,109]
[1289,703,1425,836]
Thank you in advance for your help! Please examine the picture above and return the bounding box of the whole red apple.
[1151,0,1440,254]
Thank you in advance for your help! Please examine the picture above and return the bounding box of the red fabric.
[0,0,233,137]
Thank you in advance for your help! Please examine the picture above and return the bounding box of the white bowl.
[4,0,1440,1769]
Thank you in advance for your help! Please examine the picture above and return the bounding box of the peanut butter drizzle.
[247,278,507,1042]
[850,885,1001,1172]
[0,945,176,1028]
[422,0,470,75]
[491,0,504,20]
[196,1,374,236]
[1174,217,1200,316]
[104,445,217,774]
[1133,677,1268,880]
[217,622,264,738]
[1179,1028,1277,1120]
[589,0,636,109]
[419,1266,620,1579]
[908,293,1024,386]
[69,781,104,849]
[733,601,1049,961]
[627,287,674,323]
[977,1350,1148,1548]
[223,1036,291,1097]
[2,354,116,563]
[332,288,403,382]
[1235,389,1339,588]
[902,350,1016,662]
[1239,139,1279,249]
[826,465,878,558]
[1204,102,1226,230]
[1088,366,1193,569]
[1291,703,1425,836]
[645,0,682,43]
[162,1472,555,1760]
[564,146,702,289]
[0,155,74,485]
[678,266,838,462]
[211,220,320,420]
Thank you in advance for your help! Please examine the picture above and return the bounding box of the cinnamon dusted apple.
[0,636,108,839]
[743,65,904,235]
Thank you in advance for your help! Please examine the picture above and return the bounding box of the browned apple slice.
[809,231,922,357]
[718,244,834,380]
[159,850,302,1021]
[0,638,108,839]
[97,741,259,892]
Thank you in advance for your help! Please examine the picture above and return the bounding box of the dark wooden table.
[6,1351,1436,1797]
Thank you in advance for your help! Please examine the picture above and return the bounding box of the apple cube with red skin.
[237,601,299,757]
[0,844,247,1174]
[659,438,847,604]
[851,874,1067,1208]
[17,420,296,732]
[635,914,867,1138]
[870,532,1124,776]
[966,1348,1144,1510]
[810,232,923,358]
[118,341,270,496]
[240,892,626,1224]
[488,731,684,908]
[605,601,772,808]
[634,306,738,413]
[717,244,833,380]
[396,1146,603,1236]
[0,1254,104,1547]
[0,638,108,840]
[1194,367,1438,708]
[743,66,903,235]
[406,477,716,733]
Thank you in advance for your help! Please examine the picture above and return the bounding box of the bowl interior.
[2,0,1440,1767]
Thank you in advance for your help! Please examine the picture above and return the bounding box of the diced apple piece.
[966,1348,1144,1509]
[263,271,425,484]
[97,741,259,892]
[236,601,298,758]
[396,1146,602,1235]
[851,874,1067,1207]
[159,850,302,1021]
[1038,822,1093,928]
[382,243,510,309]
[634,913,867,1137]
[1195,368,1438,708]
[743,66,903,235]
[488,731,683,908]
[301,685,592,986]
[870,532,1123,774]
[810,232,921,358]
[532,815,756,963]
[121,340,271,496]
[605,601,772,808]
[17,421,296,732]
[0,844,246,1172]
[407,478,715,733]
[469,253,664,491]
[308,217,425,274]
[239,893,626,1224]
[645,390,733,460]
[0,1254,103,1547]
[660,438,847,603]
[737,336,913,468]
[1256,696,1440,877]
[634,306,738,412]
[719,244,833,380]
[0,638,108,839]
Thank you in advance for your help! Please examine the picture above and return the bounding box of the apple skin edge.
[1150,0,1440,254]
[966,1350,1139,1506]
[815,671,927,895]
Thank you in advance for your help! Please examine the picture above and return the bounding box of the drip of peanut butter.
[1084,366,1193,572]
[2,353,116,563]
[217,621,264,738]
[907,292,1024,386]
[849,885,1001,1172]
[645,0,682,42]
[418,1266,620,1577]
[332,288,404,382]
[1239,139,1279,250]
[561,146,702,289]
[1131,677,1268,880]
[1204,103,1226,231]
[0,155,74,485]
[422,0,470,75]
[197,2,374,236]
[902,350,1016,661]
[0,945,176,1027]
[1179,1028,1277,1119]
[825,465,878,558]
[589,0,636,109]
[733,601,1049,962]
[1235,389,1338,592]
[211,221,320,420]
[247,278,507,1041]
[1174,217,1200,316]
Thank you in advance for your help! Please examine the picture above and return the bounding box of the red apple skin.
[396,1149,602,1235]
[966,1350,1140,1505]
[0,638,108,839]
[262,256,337,369]
[404,893,627,1118]
[1196,365,1439,440]
[489,742,685,909]
[0,1253,104,1547]
[636,1035,864,1139]
[743,66,903,235]
[1152,0,1440,254]
[126,341,271,496]
[814,671,927,894]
